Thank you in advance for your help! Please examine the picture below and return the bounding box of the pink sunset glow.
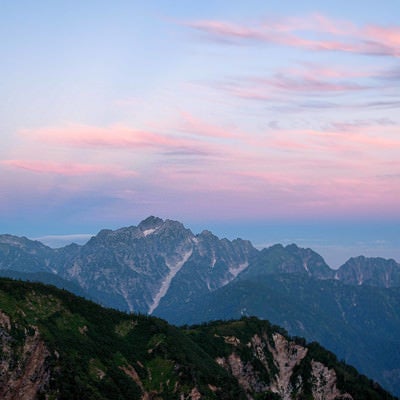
[7,118,397,216]
[1,159,137,177]
[1,2,399,266]
[20,124,215,153]
[187,14,400,57]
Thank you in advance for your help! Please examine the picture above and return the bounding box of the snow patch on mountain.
[303,261,309,273]
[148,249,193,314]
[120,285,134,313]
[210,253,216,268]
[142,228,156,237]
[229,262,249,278]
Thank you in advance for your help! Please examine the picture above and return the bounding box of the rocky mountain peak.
[138,216,164,232]
[0,234,49,250]
[336,256,400,287]
[198,229,219,241]
[141,219,194,244]
[90,229,112,241]
[241,242,333,279]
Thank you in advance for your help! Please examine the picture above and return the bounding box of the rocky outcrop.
[311,361,352,400]
[216,332,353,400]
[0,311,51,400]
[267,333,308,399]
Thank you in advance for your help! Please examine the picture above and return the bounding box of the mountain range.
[1,216,399,396]
[0,278,395,399]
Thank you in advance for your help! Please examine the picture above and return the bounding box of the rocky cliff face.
[154,228,257,314]
[216,331,353,400]
[50,216,257,314]
[56,217,197,312]
[0,311,51,400]
[310,360,352,400]
[1,217,399,316]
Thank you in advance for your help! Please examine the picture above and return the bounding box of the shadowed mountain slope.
[0,278,395,400]
[1,217,400,395]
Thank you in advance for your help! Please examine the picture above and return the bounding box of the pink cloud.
[298,126,400,151]
[178,111,238,139]
[364,25,400,47]
[217,82,272,101]
[242,123,400,163]
[284,63,374,80]
[216,62,373,103]
[8,116,399,220]
[20,123,217,156]
[261,75,367,93]
[328,118,396,132]
[1,159,137,177]
[186,20,263,41]
[185,14,400,57]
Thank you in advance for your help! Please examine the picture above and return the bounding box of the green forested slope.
[0,278,395,399]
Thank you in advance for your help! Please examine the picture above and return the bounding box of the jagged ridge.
[1,216,400,396]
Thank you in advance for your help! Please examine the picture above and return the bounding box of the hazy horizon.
[12,216,398,269]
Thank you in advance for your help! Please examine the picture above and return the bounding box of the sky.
[1,1,400,267]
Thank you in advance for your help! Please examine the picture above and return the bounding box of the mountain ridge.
[1,216,400,395]
[1,217,400,317]
[0,277,395,400]
[2,216,399,292]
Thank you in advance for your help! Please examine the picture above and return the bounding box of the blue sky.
[1,1,400,266]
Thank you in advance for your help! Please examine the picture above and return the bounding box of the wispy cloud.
[328,118,396,132]
[212,62,376,109]
[1,159,137,177]
[376,66,400,81]
[185,14,400,57]
[272,124,400,153]
[20,123,219,158]
[178,111,238,139]
[252,74,368,94]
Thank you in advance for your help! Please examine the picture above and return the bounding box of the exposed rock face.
[311,361,353,400]
[51,217,256,314]
[155,228,257,314]
[216,332,353,400]
[216,351,269,395]
[1,217,398,317]
[0,311,51,400]
[267,333,308,399]
[335,256,400,287]
[59,217,197,313]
